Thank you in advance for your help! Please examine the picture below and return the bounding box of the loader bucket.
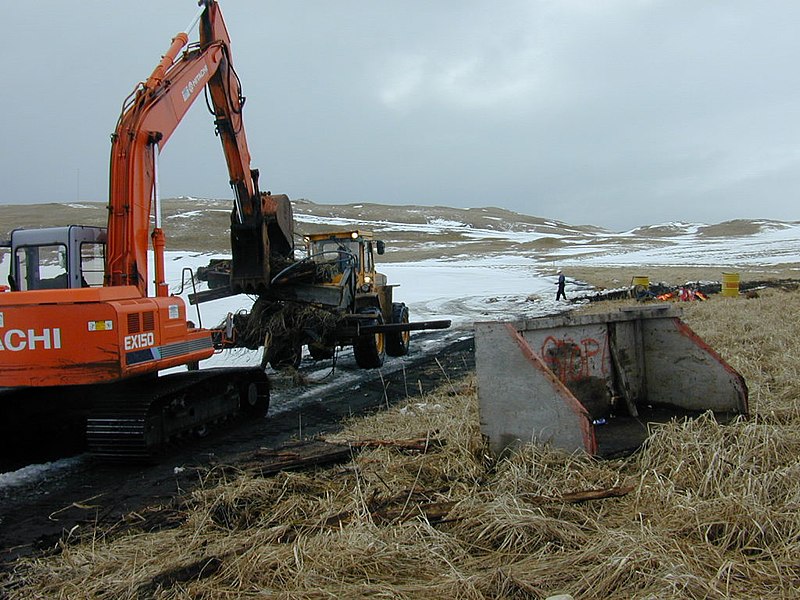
[476,304,748,457]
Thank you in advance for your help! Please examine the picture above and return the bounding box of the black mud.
[0,331,474,565]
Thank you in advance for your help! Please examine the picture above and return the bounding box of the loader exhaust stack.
[476,305,748,457]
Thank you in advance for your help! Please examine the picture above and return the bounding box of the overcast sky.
[2,1,799,231]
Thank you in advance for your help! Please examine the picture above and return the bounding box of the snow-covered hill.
[2,197,799,331]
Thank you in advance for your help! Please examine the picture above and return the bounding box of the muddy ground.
[0,330,474,565]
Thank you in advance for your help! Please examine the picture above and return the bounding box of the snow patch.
[0,456,84,490]
[167,210,204,219]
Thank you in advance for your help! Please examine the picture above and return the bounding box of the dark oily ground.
[0,330,474,565]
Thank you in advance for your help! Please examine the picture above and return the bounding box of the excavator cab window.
[15,244,69,291]
[0,244,9,292]
[80,242,105,287]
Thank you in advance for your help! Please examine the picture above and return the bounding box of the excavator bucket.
[476,305,748,457]
[231,193,295,294]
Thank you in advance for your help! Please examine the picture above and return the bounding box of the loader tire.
[353,308,386,369]
[386,303,410,357]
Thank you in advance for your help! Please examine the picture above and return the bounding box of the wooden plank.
[327,435,443,452]
[608,322,639,418]
[235,440,357,475]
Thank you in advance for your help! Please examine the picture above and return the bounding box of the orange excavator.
[0,1,291,460]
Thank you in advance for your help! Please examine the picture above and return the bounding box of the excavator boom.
[106,1,290,298]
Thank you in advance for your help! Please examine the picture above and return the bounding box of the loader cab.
[305,230,386,289]
[5,226,106,291]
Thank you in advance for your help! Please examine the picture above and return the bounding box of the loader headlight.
[364,275,372,284]
[361,283,371,292]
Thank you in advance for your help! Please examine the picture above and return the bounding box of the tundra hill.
[2,197,798,268]
[0,197,602,261]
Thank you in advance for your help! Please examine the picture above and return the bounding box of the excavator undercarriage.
[86,367,269,461]
[0,368,269,465]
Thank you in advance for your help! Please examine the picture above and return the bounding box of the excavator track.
[87,368,269,461]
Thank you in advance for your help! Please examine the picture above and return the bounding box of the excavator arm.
[106,0,292,298]
[200,2,294,294]
[199,2,254,222]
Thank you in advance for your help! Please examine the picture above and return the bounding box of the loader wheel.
[309,342,335,361]
[386,303,410,357]
[353,308,386,369]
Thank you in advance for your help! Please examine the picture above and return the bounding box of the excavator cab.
[5,226,106,291]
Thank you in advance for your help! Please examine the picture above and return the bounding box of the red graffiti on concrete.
[541,335,607,383]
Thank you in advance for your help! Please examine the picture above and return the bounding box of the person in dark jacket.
[556,269,567,301]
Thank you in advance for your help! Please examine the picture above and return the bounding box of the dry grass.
[4,289,800,599]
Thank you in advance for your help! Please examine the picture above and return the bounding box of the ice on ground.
[0,456,84,491]
[160,220,800,337]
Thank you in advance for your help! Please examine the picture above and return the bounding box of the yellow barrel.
[631,275,649,288]
[722,272,740,297]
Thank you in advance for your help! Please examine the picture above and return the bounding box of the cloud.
[378,54,428,109]
[374,1,554,114]
[379,51,544,112]
[5,0,800,232]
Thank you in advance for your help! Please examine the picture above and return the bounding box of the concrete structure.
[476,304,748,457]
